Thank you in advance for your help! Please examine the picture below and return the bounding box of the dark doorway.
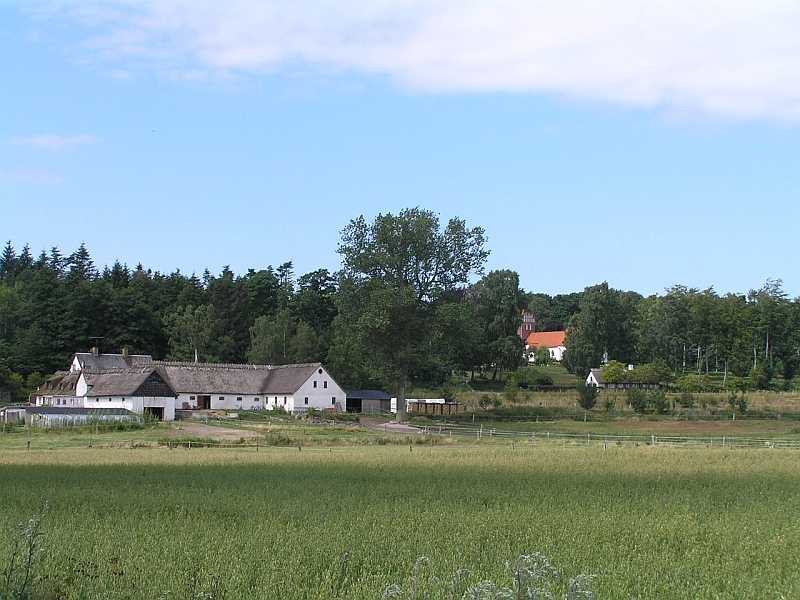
[197,395,211,410]
[346,398,362,413]
[144,407,164,421]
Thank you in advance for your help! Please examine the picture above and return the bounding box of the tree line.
[1,208,798,404]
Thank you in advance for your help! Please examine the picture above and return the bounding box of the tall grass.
[1,447,799,598]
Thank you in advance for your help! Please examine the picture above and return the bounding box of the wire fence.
[3,421,800,451]
[415,423,800,449]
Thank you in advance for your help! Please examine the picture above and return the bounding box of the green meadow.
[1,445,799,599]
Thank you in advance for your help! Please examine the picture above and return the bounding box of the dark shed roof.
[346,390,391,401]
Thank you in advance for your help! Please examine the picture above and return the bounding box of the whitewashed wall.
[292,367,346,413]
[85,396,176,421]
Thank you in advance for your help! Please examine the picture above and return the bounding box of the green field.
[2,444,800,599]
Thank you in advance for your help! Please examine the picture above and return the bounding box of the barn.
[345,390,391,414]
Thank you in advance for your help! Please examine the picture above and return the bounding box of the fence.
[414,423,800,449]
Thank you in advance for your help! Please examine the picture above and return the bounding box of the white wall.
[292,367,346,413]
[84,396,176,421]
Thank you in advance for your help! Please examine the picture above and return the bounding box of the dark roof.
[74,353,153,371]
[36,372,80,396]
[346,390,391,401]
[154,361,322,395]
[82,367,176,397]
[26,407,135,416]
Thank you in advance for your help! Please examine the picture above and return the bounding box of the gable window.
[318,368,323,374]
[304,397,309,405]
[323,381,328,389]
[313,381,317,388]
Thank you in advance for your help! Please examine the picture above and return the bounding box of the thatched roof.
[81,367,176,398]
[154,361,322,395]
[36,372,81,396]
[74,353,153,371]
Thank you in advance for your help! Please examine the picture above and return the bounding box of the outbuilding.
[345,390,391,414]
[25,407,140,428]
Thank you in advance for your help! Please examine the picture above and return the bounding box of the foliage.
[676,374,718,393]
[383,552,596,600]
[334,209,489,419]
[576,383,598,411]
[534,346,552,366]
[1,501,47,600]
[627,389,649,414]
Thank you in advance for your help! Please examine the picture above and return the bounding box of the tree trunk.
[396,375,408,423]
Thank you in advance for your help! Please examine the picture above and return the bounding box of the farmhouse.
[526,331,567,363]
[36,366,178,420]
[34,351,347,420]
[160,361,345,413]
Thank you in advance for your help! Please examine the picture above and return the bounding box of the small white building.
[525,331,567,363]
[586,369,604,388]
[25,407,140,428]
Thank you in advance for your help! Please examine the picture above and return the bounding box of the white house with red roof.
[525,331,567,363]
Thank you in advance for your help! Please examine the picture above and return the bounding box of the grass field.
[2,444,800,599]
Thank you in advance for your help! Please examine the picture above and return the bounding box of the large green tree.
[335,208,488,421]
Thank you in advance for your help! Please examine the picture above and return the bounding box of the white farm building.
[33,350,346,422]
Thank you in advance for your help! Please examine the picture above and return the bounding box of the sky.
[2,1,800,297]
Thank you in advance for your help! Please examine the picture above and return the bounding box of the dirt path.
[169,421,261,440]
[359,418,420,435]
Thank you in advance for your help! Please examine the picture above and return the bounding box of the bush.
[650,390,670,415]
[576,383,598,411]
[627,389,649,414]
[603,396,616,413]
[676,373,718,393]
[749,365,771,390]
[676,392,695,408]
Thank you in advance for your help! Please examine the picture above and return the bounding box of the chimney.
[122,346,129,358]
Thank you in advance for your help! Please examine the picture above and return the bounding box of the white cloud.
[33,0,800,120]
[11,134,98,150]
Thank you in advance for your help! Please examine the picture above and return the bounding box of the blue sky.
[2,2,800,296]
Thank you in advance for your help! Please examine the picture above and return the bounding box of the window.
[219,396,224,401]
[331,397,336,405]
[304,397,309,405]
[318,368,323,374]
[313,381,317,388]
[190,396,196,401]
[255,397,260,402]
[237,397,243,402]
[324,381,328,389]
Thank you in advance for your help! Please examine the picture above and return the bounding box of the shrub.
[534,346,552,366]
[383,552,596,600]
[627,389,649,414]
[676,373,717,393]
[602,361,628,384]
[749,365,771,390]
[603,396,616,413]
[676,392,695,408]
[2,501,48,600]
[650,390,670,415]
[576,383,598,411]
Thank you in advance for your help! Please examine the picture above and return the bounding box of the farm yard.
[2,439,800,599]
